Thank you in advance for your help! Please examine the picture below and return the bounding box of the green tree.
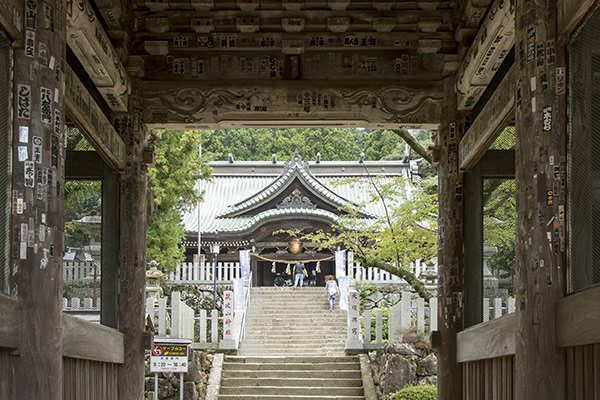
[294,175,438,300]
[147,130,211,271]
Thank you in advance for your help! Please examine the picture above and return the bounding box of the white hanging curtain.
[335,250,347,278]
[239,249,251,280]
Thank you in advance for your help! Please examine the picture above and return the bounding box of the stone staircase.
[218,287,365,399]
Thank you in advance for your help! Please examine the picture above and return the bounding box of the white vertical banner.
[338,276,349,311]
[335,250,347,278]
[346,290,362,350]
[232,278,244,311]
[222,290,233,340]
[239,250,251,280]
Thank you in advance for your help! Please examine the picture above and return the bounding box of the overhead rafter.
[65,65,127,171]
[66,0,130,111]
[455,0,515,110]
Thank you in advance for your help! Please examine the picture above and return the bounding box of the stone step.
[219,386,364,396]
[241,337,344,344]
[223,370,362,379]
[225,355,358,364]
[223,362,360,371]
[219,395,365,400]
[221,377,363,387]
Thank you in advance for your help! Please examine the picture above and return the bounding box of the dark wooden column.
[11,0,66,398]
[514,0,566,397]
[436,77,464,400]
[101,166,120,328]
[115,87,149,400]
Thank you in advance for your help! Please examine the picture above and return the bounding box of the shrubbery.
[389,385,437,400]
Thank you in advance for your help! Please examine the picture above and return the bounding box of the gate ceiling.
[127,0,459,128]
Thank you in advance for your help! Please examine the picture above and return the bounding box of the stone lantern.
[146,261,164,300]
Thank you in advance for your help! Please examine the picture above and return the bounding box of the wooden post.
[514,0,566,396]
[436,77,464,400]
[116,86,149,400]
[11,0,66,398]
[101,166,119,328]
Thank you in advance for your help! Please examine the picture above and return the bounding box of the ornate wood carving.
[66,0,130,111]
[142,81,444,128]
[459,65,516,169]
[65,65,127,171]
[456,0,515,110]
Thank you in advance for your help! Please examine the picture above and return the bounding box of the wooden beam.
[142,80,444,129]
[558,0,600,43]
[65,65,127,171]
[0,0,22,40]
[557,285,600,348]
[456,0,515,110]
[66,0,130,111]
[0,294,20,349]
[459,66,516,170]
[101,166,120,329]
[0,295,124,363]
[514,0,567,395]
[457,314,516,363]
[62,315,124,364]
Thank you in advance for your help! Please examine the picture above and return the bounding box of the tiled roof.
[182,159,413,235]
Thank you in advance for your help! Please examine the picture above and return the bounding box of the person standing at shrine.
[293,261,307,288]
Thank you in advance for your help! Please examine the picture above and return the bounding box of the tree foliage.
[146,130,211,271]
[289,176,438,299]
[200,127,423,162]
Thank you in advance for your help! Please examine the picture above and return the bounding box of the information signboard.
[150,338,192,373]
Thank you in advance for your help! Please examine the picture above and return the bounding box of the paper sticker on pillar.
[25,30,35,57]
[546,190,554,206]
[526,27,536,63]
[542,106,552,131]
[18,147,28,162]
[17,85,32,120]
[19,126,29,143]
[32,136,42,164]
[556,67,566,96]
[24,161,35,188]
[40,87,52,125]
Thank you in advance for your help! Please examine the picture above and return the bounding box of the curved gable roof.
[219,154,372,218]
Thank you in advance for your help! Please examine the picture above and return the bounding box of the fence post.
[494,298,503,319]
[375,309,383,344]
[346,290,362,351]
[363,310,371,344]
[172,292,181,337]
[430,298,438,332]
[211,309,219,343]
[416,298,425,335]
[198,309,207,343]
[388,302,401,343]
[400,291,412,330]
[483,298,490,322]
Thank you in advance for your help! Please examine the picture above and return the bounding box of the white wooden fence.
[63,261,98,283]
[62,297,100,311]
[145,275,252,350]
[168,261,242,283]
[349,260,438,285]
[347,290,439,350]
[167,260,438,285]
[483,297,516,322]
